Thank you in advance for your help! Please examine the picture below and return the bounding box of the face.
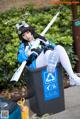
[22,31,34,42]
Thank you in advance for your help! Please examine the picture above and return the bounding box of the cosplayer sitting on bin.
[16,21,80,86]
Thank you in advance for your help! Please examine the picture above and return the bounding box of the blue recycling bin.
[24,64,65,116]
[0,97,21,119]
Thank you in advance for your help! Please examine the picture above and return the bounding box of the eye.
[22,32,27,37]
[22,34,25,37]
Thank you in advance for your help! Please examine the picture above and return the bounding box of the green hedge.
[0,5,79,89]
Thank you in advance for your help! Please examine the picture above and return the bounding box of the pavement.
[50,86,80,119]
[29,86,80,119]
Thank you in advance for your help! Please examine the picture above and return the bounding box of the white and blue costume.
[17,21,80,86]
[18,36,56,69]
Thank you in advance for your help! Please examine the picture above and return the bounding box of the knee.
[54,45,65,51]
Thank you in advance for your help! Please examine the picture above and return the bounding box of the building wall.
[0,0,59,12]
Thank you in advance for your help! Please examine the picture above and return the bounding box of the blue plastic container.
[0,97,21,119]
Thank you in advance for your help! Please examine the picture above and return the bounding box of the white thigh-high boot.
[53,45,80,86]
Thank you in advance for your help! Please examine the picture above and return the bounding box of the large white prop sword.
[11,7,62,82]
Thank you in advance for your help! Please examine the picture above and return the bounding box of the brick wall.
[0,0,59,12]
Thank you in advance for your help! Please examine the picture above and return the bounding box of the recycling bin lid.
[26,65,47,72]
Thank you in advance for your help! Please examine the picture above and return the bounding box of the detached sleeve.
[38,35,56,48]
[40,37,56,49]
[17,43,28,63]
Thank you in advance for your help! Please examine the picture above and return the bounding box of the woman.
[16,21,80,86]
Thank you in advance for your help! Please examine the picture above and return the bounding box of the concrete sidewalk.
[30,86,80,119]
[50,86,80,119]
